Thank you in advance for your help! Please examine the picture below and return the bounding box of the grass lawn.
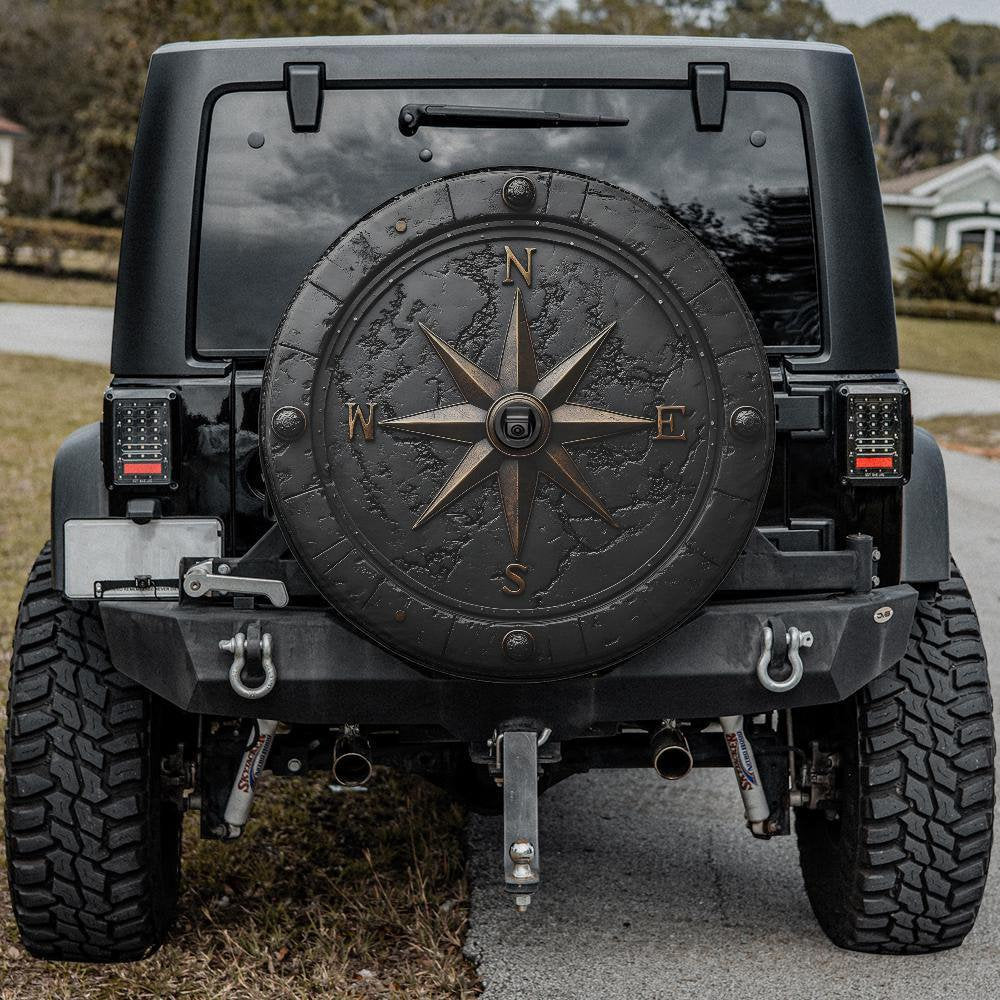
[897,315,1000,380]
[896,316,1000,459]
[0,268,116,308]
[0,354,478,998]
[920,412,1000,460]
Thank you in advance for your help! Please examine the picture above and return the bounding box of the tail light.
[104,388,177,488]
[838,382,911,484]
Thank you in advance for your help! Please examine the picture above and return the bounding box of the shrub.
[964,284,1000,307]
[898,246,972,301]
[0,215,120,277]
[894,297,1000,323]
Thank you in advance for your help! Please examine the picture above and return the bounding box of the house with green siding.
[882,153,1000,291]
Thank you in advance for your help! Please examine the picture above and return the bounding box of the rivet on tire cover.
[261,168,774,681]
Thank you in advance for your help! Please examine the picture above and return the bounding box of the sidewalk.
[0,301,113,365]
[902,368,999,419]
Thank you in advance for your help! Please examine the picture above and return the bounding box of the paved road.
[466,449,1000,997]
[0,302,112,365]
[903,369,999,419]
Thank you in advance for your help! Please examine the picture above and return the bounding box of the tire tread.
[797,560,995,953]
[4,544,179,961]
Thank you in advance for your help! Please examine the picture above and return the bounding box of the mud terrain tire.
[796,560,994,953]
[4,545,182,961]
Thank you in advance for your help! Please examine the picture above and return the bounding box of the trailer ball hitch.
[493,730,543,911]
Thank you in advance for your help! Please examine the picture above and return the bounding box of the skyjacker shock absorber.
[720,715,771,834]
[222,719,279,839]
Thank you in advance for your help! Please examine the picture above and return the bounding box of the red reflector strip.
[123,462,163,475]
[855,455,893,470]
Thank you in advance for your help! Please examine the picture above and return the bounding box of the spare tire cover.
[261,168,774,680]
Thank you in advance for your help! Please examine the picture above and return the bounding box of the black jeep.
[5,35,994,961]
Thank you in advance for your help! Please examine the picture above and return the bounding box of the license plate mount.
[63,517,223,599]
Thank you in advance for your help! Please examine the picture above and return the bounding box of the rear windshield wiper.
[398,104,629,137]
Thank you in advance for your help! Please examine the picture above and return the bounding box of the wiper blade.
[398,104,629,137]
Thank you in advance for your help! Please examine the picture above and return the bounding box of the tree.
[0,0,105,215]
[549,0,690,35]
[368,0,539,33]
[832,15,968,177]
[73,0,540,219]
[719,0,831,42]
[930,20,1000,159]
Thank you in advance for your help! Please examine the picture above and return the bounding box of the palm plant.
[898,246,973,301]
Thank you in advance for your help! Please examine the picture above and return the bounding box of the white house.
[0,115,26,214]
[881,152,1000,291]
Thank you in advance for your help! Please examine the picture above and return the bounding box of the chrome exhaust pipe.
[651,726,693,780]
[332,736,373,787]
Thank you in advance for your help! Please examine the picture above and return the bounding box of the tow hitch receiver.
[499,731,541,912]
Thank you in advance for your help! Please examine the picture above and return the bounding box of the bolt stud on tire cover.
[262,168,774,680]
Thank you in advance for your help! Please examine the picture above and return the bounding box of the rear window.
[196,87,820,356]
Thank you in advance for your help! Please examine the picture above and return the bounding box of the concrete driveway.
[0,302,113,365]
[903,369,999,418]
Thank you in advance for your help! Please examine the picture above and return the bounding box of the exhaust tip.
[652,730,693,780]
[332,747,373,787]
[333,752,373,786]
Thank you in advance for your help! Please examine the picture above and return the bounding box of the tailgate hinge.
[285,63,325,133]
[690,63,729,131]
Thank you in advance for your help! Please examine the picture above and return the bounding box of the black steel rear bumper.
[100,584,917,740]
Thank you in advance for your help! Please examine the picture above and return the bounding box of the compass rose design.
[383,289,655,556]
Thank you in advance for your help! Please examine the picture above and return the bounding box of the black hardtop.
[113,34,896,377]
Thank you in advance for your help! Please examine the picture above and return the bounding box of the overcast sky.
[823,0,1000,27]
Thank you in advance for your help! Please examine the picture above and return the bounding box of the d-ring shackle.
[220,631,278,700]
[756,625,812,694]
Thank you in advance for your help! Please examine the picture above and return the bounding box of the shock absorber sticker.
[237,732,274,793]
[724,730,759,791]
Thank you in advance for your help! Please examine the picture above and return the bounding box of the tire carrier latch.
[183,559,289,608]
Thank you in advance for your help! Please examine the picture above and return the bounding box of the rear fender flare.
[51,422,108,592]
[900,427,949,585]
